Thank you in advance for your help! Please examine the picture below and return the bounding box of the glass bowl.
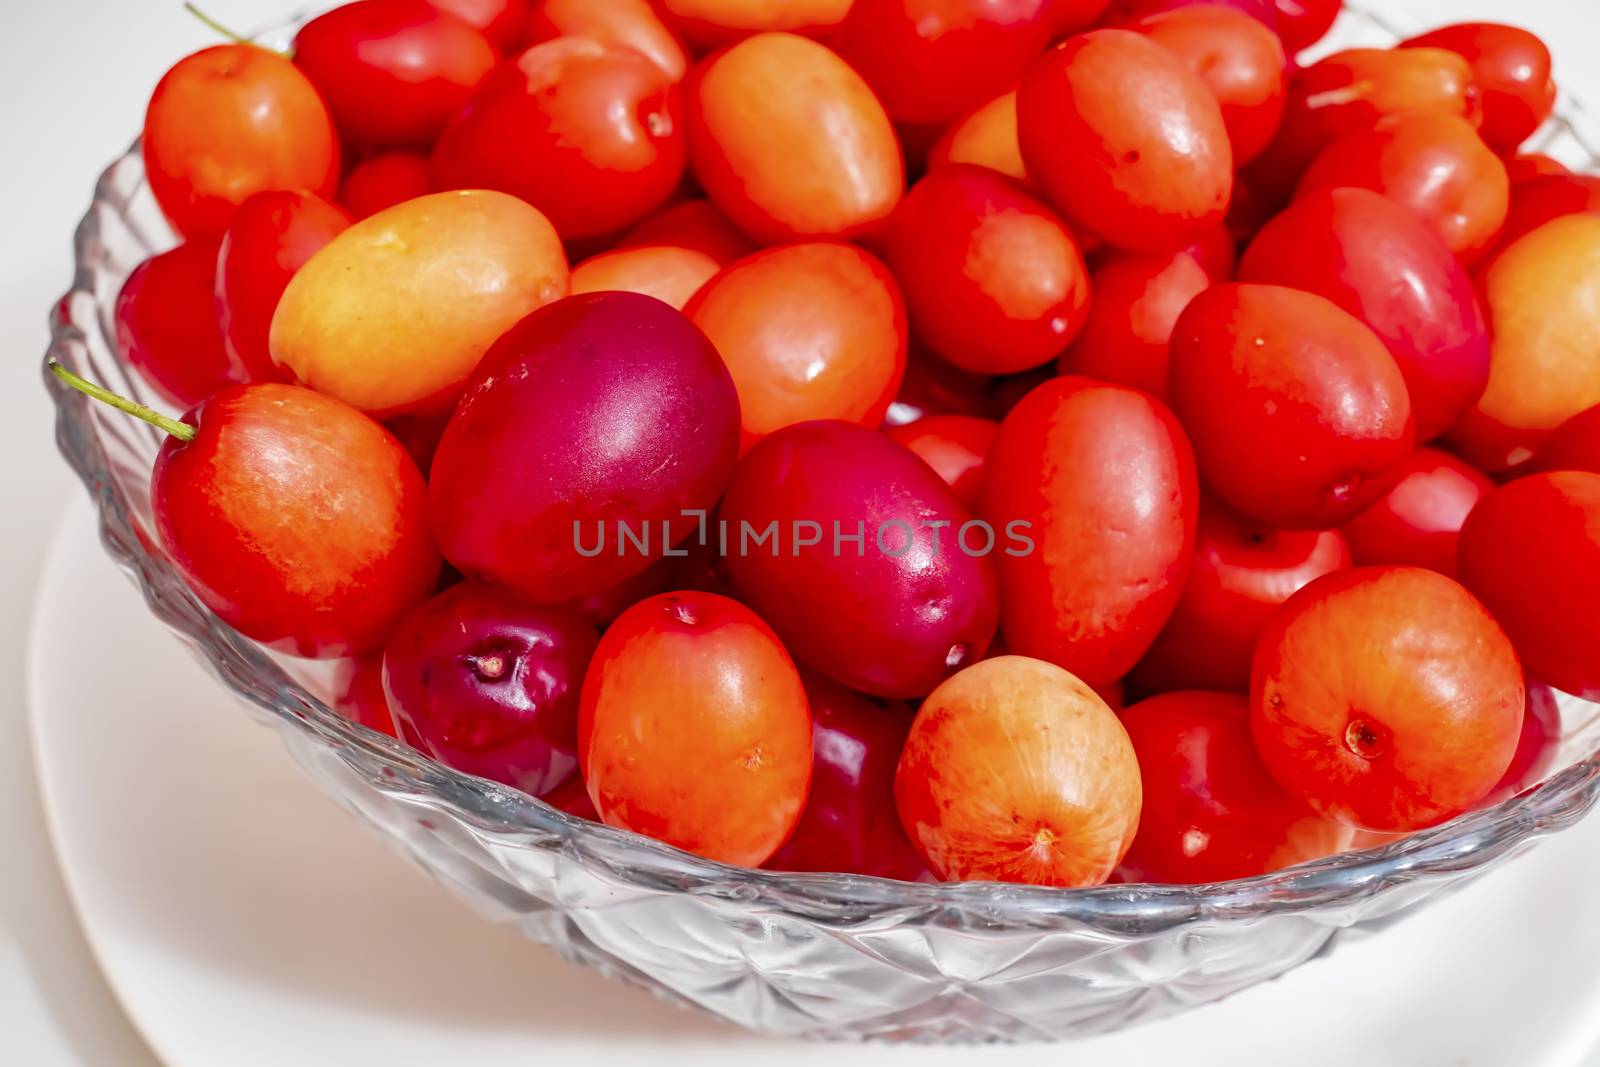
[43,3,1600,1044]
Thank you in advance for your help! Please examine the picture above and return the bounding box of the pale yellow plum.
[895,656,1141,886]
[268,189,568,417]
[1452,213,1600,469]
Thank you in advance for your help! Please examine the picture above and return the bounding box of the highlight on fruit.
[56,0,1598,892]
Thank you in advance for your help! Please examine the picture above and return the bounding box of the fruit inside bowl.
[43,0,1600,1043]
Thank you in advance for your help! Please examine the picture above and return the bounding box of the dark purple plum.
[429,291,741,602]
[382,581,599,796]
[718,420,999,699]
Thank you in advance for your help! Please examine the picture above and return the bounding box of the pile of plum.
[60,0,1600,888]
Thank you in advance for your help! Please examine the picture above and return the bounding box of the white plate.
[28,500,1600,1066]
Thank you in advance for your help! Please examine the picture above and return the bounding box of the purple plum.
[429,291,741,601]
[718,420,1000,699]
[382,581,598,796]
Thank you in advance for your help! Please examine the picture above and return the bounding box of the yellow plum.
[269,189,568,416]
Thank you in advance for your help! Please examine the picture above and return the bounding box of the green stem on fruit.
[182,2,278,50]
[48,361,196,443]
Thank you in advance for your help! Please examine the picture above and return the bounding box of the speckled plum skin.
[719,420,999,699]
[428,291,741,602]
[382,581,599,797]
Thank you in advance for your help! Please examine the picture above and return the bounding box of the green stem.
[49,361,197,443]
[182,2,259,47]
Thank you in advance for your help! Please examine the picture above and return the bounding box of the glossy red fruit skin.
[526,0,687,81]
[1402,23,1555,153]
[1458,472,1600,700]
[686,242,908,448]
[719,421,998,699]
[331,652,400,737]
[1251,566,1525,832]
[115,242,237,409]
[981,376,1198,687]
[767,673,931,880]
[294,0,498,151]
[1247,47,1479,205]
[382,581,599,797]
[431,38,685,240]
[1118,691,1352,883]
[1269,0,1339,53]
[1017,29,1233,252]
[1168,283,1415,529]
[886,165,1090,376]
[832,0,1053,127]
[429,0,529,52]
[1057,240,1226,400]
[1295,114,1510,263]
[1483,680,1562,806]
[429,292,740,603]
[1536,405,1600,475]
[1131,3,1288,166]
[578,591,813,867]
[885,414,999,510]
[216,191,352,386]
[1340,447,1493,578]
[1240,188,1489,443]
[1489,174,1600,258]
[1130,499,1350,695]
[338,152,433,219]
[154,384,442,658]
[142,45,341,240]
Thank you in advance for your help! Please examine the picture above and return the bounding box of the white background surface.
[1,1,1597,1063]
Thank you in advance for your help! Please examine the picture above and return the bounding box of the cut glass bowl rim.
[41,1,1600,937]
